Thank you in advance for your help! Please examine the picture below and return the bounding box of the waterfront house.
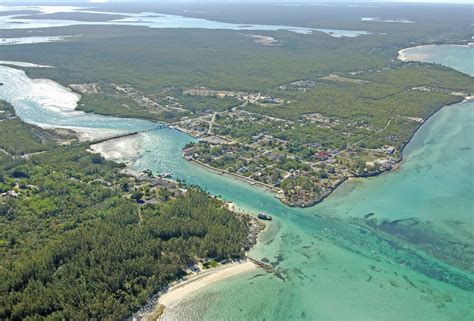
[315,151,330,160]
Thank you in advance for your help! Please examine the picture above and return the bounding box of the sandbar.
[0,60,51,68]
[90,134,141,158]
[139,260,257,321]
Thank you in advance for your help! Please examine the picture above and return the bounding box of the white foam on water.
[0,60,52,68]
[361,17,415,23]
[0,66,80,117]
[29,79,81,112]
[0,35,80,46]
[0,5,84,14]
[0,64,158,140]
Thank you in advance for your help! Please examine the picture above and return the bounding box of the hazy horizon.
[1,0,473,5]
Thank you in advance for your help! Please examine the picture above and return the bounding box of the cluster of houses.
[175,84,405,207]
[174,117,211,138]
[120,169,184,205]
[183,135,354,207]
[184,125,403,206]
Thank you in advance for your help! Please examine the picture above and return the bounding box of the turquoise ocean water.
[0,44,472,320]
[149,45,474,321]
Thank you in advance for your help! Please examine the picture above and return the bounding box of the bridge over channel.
[89,124,169,145]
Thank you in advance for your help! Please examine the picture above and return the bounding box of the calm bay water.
[400,44,474,76]
[0,44,472,320]
[0,5,369,37]
[149,45,474,320]
[0,66,157,138]
[317,45,474,224]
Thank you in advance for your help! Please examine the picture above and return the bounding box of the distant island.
[1,2,473,320]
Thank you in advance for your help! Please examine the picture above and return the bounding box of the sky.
[1,0,473,3]
[99,0,473,3]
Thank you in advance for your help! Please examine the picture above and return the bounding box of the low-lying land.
[0,2,473,319]
[181,64,471,206]
[136,259,258,320]
[2,3,471,207]
[0,101,77,156]
[0,113,260,320]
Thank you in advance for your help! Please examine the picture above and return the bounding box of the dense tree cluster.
[0,146,248,320]
[0,101,76,157]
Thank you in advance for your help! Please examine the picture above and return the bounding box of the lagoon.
[0,5,369,38]
[152,45,474,320]
[0,44,472,321]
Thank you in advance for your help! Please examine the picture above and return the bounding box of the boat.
[160,172,172,178]
[258,212,272,221]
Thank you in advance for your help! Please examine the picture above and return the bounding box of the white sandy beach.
[90,134,141,159]
[398,46,429,62]
[159,261,257,308]
[398,43,472,62]
[0,36,78,46]
[226,201,245,214]
[35,122,123,142]
[138,260,257,321]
